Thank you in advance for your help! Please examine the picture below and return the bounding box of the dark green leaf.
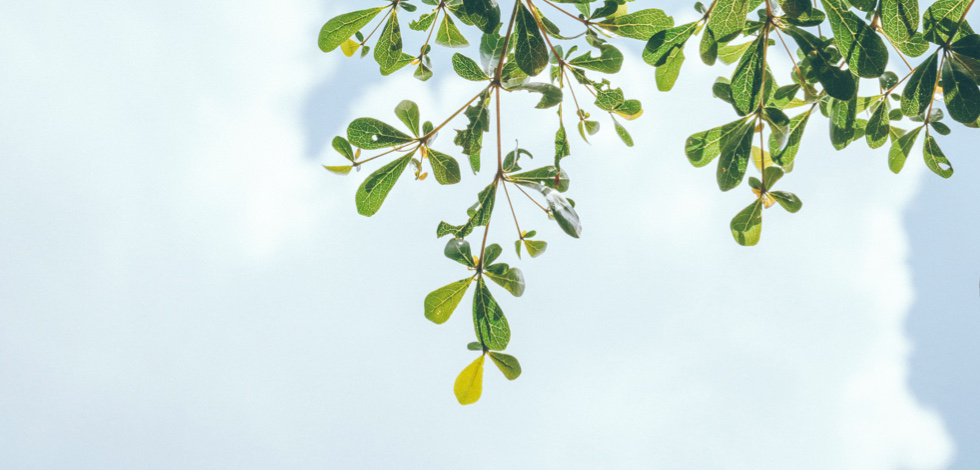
[484,263,526,297]
[569,44,624,73]
[332,136,356,162]
[686,118,748,167]
[923,135,954,177]
[771,108,812,170]
[473,277,510,350]
[866,99,891,149]
[375,11,414,75]
[437,183,497,238]
[901,52,939,116]
[509,166,570,192]
[445,238,475,266]
[731,34,767,115]
[509,82,564,108]
[830,95,857,150]
[515,3,550,76]
[941,59,980,123]
[642,22,698,66]
[770,191,803,213]
[822,0,889,77]
[923,0,972,44]
[488,352,522,380]
[717,119,756,191]
[462,0,501,34]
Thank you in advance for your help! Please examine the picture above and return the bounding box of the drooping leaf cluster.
[319,0,978,403]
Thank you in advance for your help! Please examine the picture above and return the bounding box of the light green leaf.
[706,0,750,44]
[569,43,624,73]
[324,165,353,175]
[771,108,812,171]
[394,100,421,137]
[355,155,412,216]
[348,118,415,150]
[508,82,564,108]
[452,53,491,81]
[866,99,891,149]
[509,166,570,192]
[319,7,385,53]
[332,136,356,161]
[427,148,462,185]
[881,0,919,43]
[888,125,922,173]
[656,47,685,91]
[686,119,747,167]
[730,200,763,246]
[614,121,634,147]
[923,0,972,44]
[598,9,674,40]
[830,95,858,150]
[425,278,474,324]
[436,14,470,48]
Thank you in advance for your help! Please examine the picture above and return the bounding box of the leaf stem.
[540,0,590,26]
[360,6,393,46]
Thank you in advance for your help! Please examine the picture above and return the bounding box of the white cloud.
[0,2,953,470]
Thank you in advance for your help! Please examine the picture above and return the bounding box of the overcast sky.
[1,1,978,469]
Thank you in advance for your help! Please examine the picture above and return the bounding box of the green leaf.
[923,135,954,178]
[718,41,755,65]
[515,3,550,76]
[901,52,939,116]
[519,182,581,238]
[488,352,522,380]
[866,99,891,149]
[952,34,980,60]
[730,34,767,115]
[888,125,922,173]
[686,119,747,167]
[462,0,501,34]
[569,43,624,73]
[598,8,674,39]
[706,0,751,44]
[783,26,857,100]
[881,0,920,43]
[467,342,482,351]
[730,200,763,246]
[452,53,491,81]
[410,11,439,31]
[821,0,889,77]
[642,22,698,67]
[770,191,803,213]
[454,91,492,173]
[332,136,356,162]
[614,120,635,147]
[427,148,462,185]
[779,0,813,18]
[521,238,548,258]
[509,166,570,192]
[473,278,510,351]
[717,119,756,191]
[425,278,473,324]
[508,82,564,108]
[394,100,421,137]
[483,243,503,265]
[771,108,812,171]
[436,14,470,48]
[923,0,973,44]
[445,238,475,267]
[374,11,414,75]
[941,59,980,123]
[830,95,858,150]
[348,118,415,150]
[437,183,497,238]
[656,48,685,91]
[484,263,526,297]
[319,7,385,53]
[453,355,484,405]
[355,155,412,216]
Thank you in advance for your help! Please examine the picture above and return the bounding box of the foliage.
[320,0,978,404]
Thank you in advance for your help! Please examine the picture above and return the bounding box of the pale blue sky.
[1,1,978,469]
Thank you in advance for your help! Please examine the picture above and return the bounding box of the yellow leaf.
[453,355,485,405]
[323,165,352,175]
[419,172,428,181]
[751,146,773,173]
[614,109,644,121]
[340,39,360,57]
